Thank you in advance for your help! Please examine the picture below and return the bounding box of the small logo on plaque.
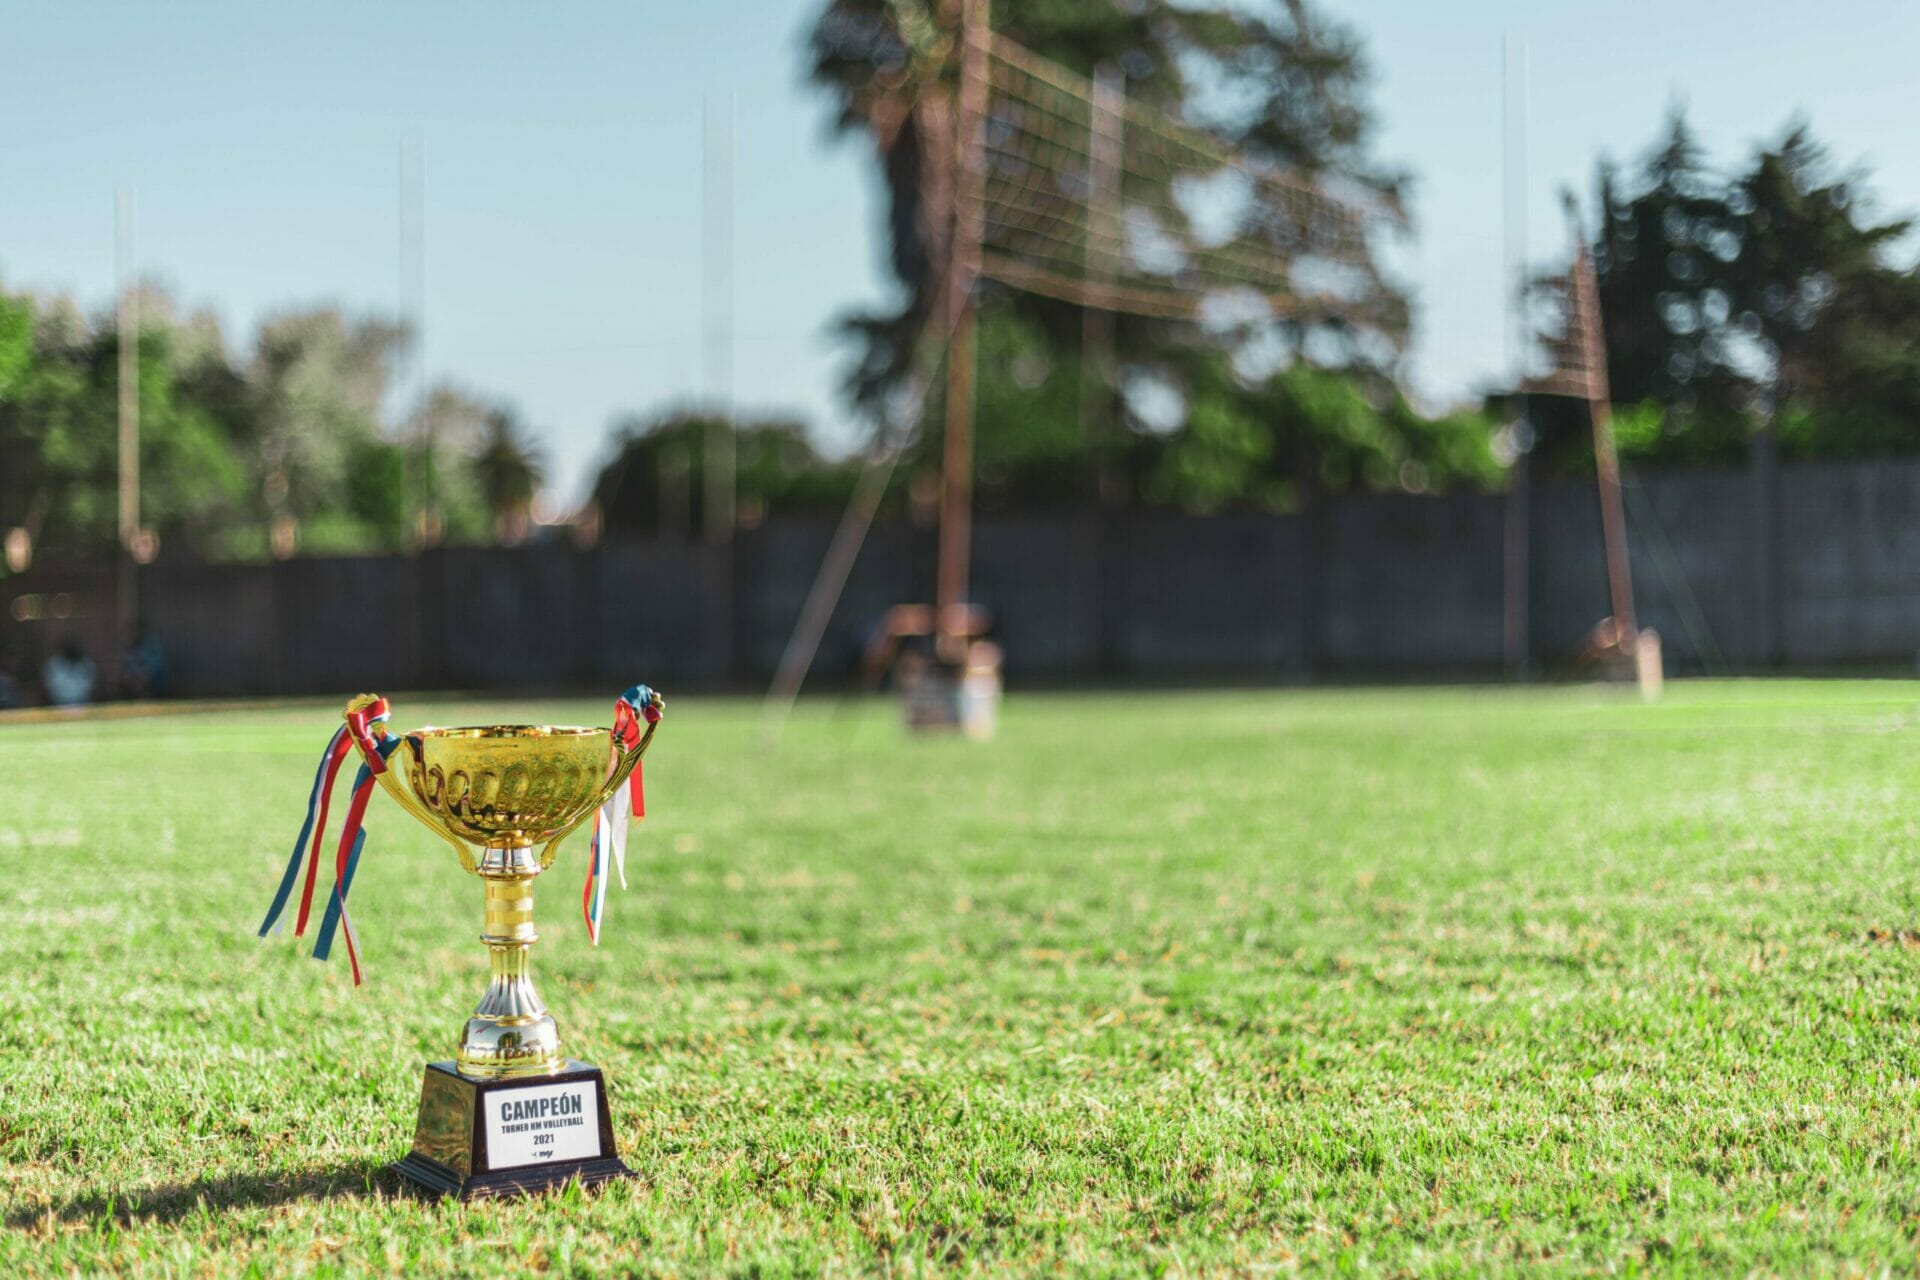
[485,1081,600,1169]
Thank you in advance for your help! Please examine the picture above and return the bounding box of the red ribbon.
[325,696,395,985]
[294,732,354,936]
[581,834,598,936]
[332,773,378,984]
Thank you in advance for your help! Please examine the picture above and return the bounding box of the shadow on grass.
[7,1159,395,1228]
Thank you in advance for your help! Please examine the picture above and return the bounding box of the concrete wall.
[12,452,1920,696]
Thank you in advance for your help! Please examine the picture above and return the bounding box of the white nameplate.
[484,1080,600,1169]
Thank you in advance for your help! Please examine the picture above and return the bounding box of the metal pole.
[1500,35,1531,676]
[935,0,988,664]
[702,92,737,545]
[1590,392,1638,646]
[399,141,410,541]
[760,446,901,745]
[1503,442,1531,672]
[1749,421,1780,667]
[702,92,738,682]
[1080,63,1122,507]
[115,189,139,633]
[1079,62,1123,676]
[399,137,427,543]
[758,251,963,739]
[398,137,428,684]
[1571,237,1638,649]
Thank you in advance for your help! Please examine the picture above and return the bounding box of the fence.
[6,449,1920,698]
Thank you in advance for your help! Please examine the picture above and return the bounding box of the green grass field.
[8,682,1920,1275]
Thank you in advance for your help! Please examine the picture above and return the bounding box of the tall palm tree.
[471,408,545,544]
[806,0,1409,416]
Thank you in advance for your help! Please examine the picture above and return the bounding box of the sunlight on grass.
[6,681,1920,1273]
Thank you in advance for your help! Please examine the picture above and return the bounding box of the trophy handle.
[343,694,480,876]
[536,707,662,871]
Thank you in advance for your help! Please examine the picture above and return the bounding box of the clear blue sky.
[4,1,1916,503]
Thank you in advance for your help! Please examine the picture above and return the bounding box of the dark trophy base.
[392,1060,632,1200]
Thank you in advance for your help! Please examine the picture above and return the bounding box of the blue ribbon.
[310,828,366,962]
[259,727,346,938]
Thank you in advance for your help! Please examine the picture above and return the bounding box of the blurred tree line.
[0,284,547,563]
[591,411,867,537]
[1530,109,1920,471]
[11,4,1920,565]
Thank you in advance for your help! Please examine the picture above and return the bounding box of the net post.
[1080,63,1124,510]
[936,0,989,664]
[1573,239,1637,652]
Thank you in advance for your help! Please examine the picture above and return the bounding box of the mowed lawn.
[7,682,1920,1275]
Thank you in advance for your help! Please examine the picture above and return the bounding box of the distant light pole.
[1501,35,1531,678]
[399,136,430,545]
[116,189,140,631]
[702,91,737,679]
[702,91,736,545]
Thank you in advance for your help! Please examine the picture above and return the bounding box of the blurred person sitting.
[42,637,96,707]
[118,624,170,699]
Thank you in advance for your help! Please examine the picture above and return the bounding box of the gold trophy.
[268,688,663,1199]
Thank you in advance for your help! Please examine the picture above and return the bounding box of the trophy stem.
[457,842,564,1078]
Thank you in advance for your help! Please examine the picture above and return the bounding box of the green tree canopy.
[944,304,1498,514]
[591,410,865,537]
[1590,111,1920,464]
[0,283,534,562]
[0,289,249,560]
[807,0,1435,503]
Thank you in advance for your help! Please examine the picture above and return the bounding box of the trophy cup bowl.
[389,723,632,1079]
[342,693,660,1199]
